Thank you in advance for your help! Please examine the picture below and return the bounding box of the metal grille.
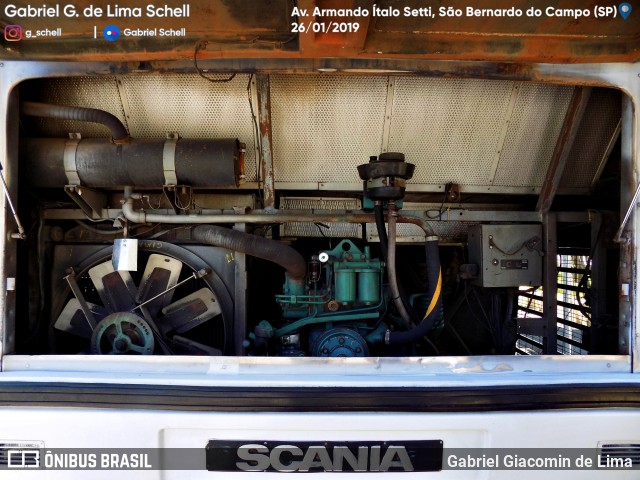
[560,88,622,189]
[270,75,387,183]
[388,77,514,185]
[280,197,361,238]
[493,83,574,187]
[516,254,591,355]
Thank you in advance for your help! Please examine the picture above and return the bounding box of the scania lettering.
[235,444,414,472]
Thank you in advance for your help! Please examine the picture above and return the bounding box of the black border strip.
[0,383,638,411]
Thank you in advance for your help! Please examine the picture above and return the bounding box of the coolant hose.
[374,203,389,258]
[386,237,442,345]
[21,101,129,142]
[375,203,417,326]
[192,225,307,283]
[386,209,414,326]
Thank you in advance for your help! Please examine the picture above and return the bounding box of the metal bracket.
[162,184,193,214]
[63,133,82,185]
[162,132,179,186]
[64,185,107,220]
[615,181,640,243]
[445,182,460,203]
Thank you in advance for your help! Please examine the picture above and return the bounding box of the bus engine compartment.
[7,72,625,360]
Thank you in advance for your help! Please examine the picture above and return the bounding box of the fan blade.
[136,254,182,318]
[54,299,108,339]
[171,335,222,355]
[160,288,221,335]
[88,261,138,312]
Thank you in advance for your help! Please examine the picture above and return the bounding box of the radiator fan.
[54,248,231,355]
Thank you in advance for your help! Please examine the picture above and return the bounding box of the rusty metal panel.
[1,1,638,62]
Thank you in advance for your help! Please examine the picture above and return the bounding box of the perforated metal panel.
[25,74,617,192]
[493,83,574,187]
[270,75,387,183]
[388,77,515,185]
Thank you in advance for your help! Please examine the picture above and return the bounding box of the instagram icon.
[4,25,22,41]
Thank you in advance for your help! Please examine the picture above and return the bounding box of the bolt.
[322,348,329,354]
[355,347,362,353]
[114,339,127,351]
[339,337,345,344]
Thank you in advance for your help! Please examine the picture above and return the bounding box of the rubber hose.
[374,203,418,326]
[192,225,306,281]
[21,102,129,141]
[387,238,442,345]
[387,211,414,325]
[374,204,389,259]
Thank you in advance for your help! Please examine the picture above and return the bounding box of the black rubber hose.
[374,204,389,258]
[192,225,306,281]
[387,238,442,345]
[21,102,129,141]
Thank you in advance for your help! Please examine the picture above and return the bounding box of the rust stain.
[0,0,638,63]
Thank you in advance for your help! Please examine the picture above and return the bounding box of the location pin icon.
[619,2,632,20]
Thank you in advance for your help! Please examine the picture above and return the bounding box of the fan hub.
[90,312,155,355]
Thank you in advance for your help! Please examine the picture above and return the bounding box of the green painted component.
[283,273,305,296]
[335,269,356,303]
[325,240,366,262]
[365,322,389,344]
[276,238,385,325]
[255,319,275,338]
[275,312,380,337]
[358,269,379,304]
[362,196,403,210]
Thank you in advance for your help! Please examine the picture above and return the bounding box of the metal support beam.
[0,85,20,360]
[232,210,248,356]
[536,87,592,212]
[542,212,558,354]
[620,95,634,360]
[590,211,607,354]
[255,74,276,210]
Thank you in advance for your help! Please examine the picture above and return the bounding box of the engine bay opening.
[7,73,624,359]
